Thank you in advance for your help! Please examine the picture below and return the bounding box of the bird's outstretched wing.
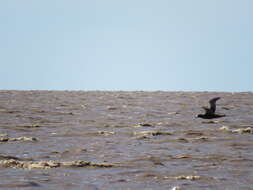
[208,97,220,114]
[202,106,212,115]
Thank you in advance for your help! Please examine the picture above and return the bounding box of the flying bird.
[197,97,225,119]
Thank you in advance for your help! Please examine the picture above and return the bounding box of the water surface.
[0,91,252,190]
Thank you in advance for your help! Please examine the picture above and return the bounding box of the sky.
[0,0,252,91]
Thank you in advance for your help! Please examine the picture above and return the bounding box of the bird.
[197,97,225,119]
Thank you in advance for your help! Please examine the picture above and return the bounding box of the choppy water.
[0,91,252,190]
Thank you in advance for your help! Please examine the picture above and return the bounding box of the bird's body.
[197,97,225,119]
[197,113,225,119]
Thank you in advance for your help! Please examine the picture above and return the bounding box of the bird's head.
[196,114,204,118]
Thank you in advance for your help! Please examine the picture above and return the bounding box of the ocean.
[0,91,252,190]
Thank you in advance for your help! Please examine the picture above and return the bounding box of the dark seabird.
[197,97,225,119]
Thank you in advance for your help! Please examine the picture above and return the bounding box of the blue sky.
[1,0,252,91]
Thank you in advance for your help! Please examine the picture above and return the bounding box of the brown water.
[0,91,252,190]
